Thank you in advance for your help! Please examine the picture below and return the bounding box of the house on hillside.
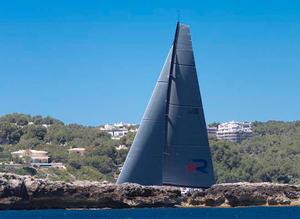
[11,149,49,164]
[99,122,138,140]
[115,144,128,150]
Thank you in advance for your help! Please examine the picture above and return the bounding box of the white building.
[207,126,218,137]
[99,122,137,140]
[100,124,114,131]
[110,130,128,139]
[11,149,49,163]
[216,121,253,143]
[115,144,128,150]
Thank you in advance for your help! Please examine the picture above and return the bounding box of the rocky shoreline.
[183,182,300,207]
[0,173,299,210]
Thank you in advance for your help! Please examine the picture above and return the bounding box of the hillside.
[211,121,300,184]
[0,113,299,184]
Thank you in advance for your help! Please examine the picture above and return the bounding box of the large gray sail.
[116,48,173,185]
[162,23,215,187]
[117,23,215,188]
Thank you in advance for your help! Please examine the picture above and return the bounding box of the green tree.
[0,122,23,144]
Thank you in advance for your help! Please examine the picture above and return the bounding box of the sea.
[0,207,299,219]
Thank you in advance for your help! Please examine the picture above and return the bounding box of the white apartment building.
[207,126,218,137]
[99,122,137,140]
[216,121,253,143]
[108,129,129,139]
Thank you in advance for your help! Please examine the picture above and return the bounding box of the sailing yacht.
[117,23,215,188]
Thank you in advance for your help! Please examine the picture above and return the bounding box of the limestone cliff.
[0,173,180,210]
[183,182,300,207]
[0,173,299,209]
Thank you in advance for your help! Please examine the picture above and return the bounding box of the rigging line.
[164,22,180,156]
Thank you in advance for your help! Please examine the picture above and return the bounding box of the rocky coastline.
[0,173,299,210]
[183,182,300,207]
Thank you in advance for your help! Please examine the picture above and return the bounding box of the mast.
[164,22,180,156]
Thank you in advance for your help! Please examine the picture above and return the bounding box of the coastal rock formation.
[0,173,299,209]
[183,182,300,207]
[0,173,181,210]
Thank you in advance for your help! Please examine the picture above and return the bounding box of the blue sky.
[0,0,300,125]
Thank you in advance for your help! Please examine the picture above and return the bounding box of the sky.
[0,0,300,125]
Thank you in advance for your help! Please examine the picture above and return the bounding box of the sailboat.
[117,23,215,188]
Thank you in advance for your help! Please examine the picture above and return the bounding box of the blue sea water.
[0,207,299,219]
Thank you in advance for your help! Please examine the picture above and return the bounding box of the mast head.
[177,10,181,23]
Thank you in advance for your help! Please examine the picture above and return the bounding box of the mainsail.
[117,23,215,187]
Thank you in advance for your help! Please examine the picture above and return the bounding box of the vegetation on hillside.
[0,113,299,184]
[0,113,128,182]
[210,121,300,184]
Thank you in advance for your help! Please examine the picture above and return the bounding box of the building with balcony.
[216,121,253,143]
[11,149,49,164]
[207,126,218,137]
